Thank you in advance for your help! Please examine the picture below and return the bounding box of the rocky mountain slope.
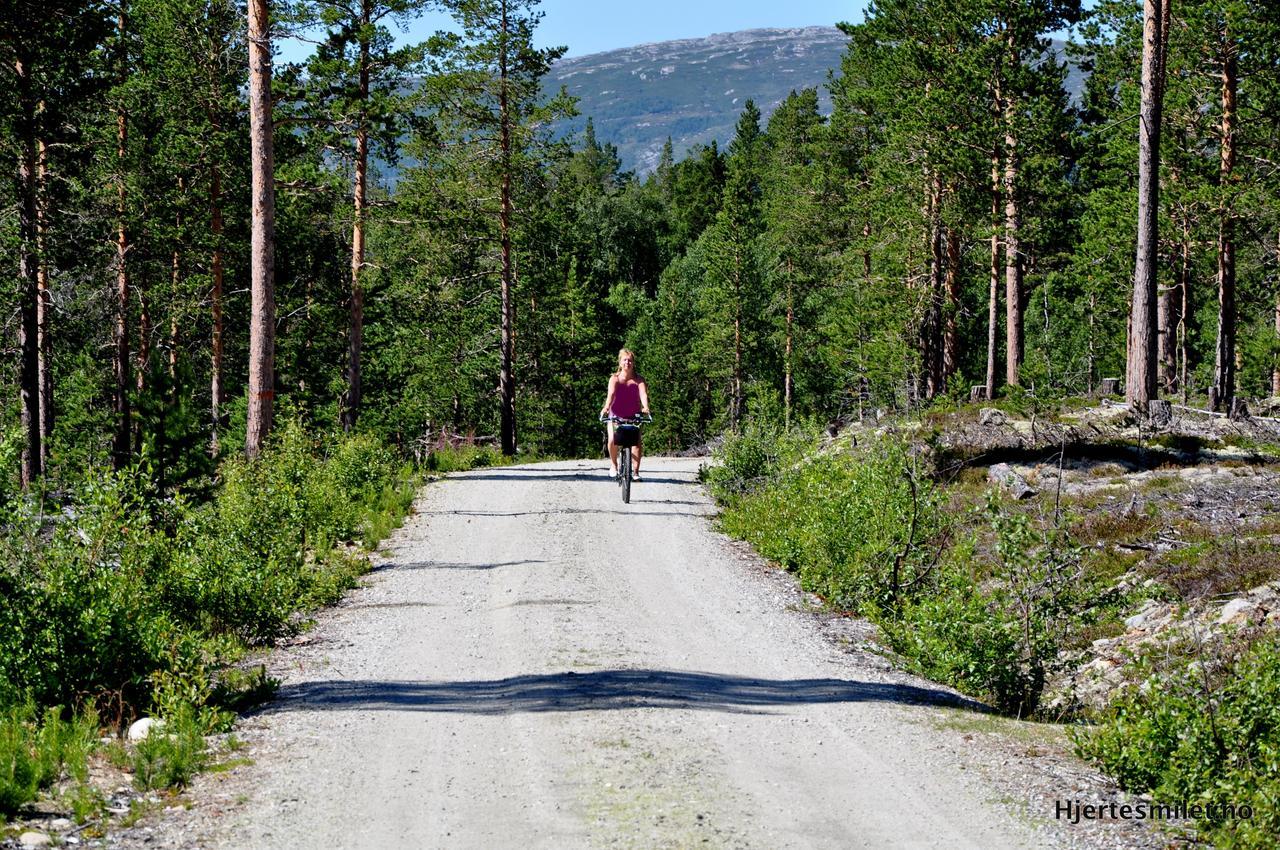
[547,27,1084,175]
[548,27,849,174]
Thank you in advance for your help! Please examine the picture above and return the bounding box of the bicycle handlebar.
[599,412,653,424]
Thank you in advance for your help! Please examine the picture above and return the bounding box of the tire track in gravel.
[210,457,1039,849]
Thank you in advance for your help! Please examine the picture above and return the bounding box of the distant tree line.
[4,0,1280,487]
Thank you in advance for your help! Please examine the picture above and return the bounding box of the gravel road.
[186,458,1140,849]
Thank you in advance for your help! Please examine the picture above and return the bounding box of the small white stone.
[1218,598,1257,626]
[19,832,53,848]
[50,818,74,830]
[127,716,166,741]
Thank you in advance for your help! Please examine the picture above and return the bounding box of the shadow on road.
[417,508,714,518]
[264,670,988,716]
[373,559,548,571]
[453,470,698,486]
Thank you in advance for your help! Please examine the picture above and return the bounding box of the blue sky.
[275,0,1094,66]
[276,0,871,65]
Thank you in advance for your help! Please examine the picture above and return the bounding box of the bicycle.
[600,412,652,504]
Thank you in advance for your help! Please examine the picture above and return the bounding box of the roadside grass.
[929,707,1068,751]
[0,421,421,822]
[706,406,1280,848]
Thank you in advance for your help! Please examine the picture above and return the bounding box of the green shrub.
[0,703,98,819]
[0,705,39,817]
[884,497,1087,716]
[426,444,506,472]
[704,416,807,499]
[719,436,945,613]
[1075,636,1280,848]
[131,702,207,791]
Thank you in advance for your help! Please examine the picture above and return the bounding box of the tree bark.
[210,161,225,448]
[341,0,372,432]
[986,149,1000,400]
[784,260,793,426]
[36,135,52,472]
[245,0,276,458]
[14,53,41,486]
[1003,91,1023,388]
[1274,230,1280,398]
[497,0,516,455]
[136,275,149,394]
[169,248,180,381]
[113,2,132,469]
[1157,280,1175,391]
[1176,221,1190,400]
[1126,0,1164,410]
[924,174,944,399]
[1210,19,1237,412]
[943,224,961,384]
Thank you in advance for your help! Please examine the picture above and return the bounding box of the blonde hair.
[616,348,637,378]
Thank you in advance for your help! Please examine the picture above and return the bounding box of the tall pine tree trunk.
[245,0,276,458]
[943,225,961,383]
[1157,281,1175,391]
[169,238,180,381]
[924,173,944,399]
[210,161,225,448]
[14,52,41,486]
[1126,0,1165,410]
[342,1,371,432]
[113,3,132,469]
[36,135,52,471]
[1273,230,1280,398]
[1003,96,1023,388]
[1210,22,1237,412]
[1176,222,1191,399]
[136,276,150,394]
[986,149,1000,400]
[497,0,516,455]
[784,260,793,426]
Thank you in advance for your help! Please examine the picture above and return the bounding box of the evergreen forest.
[4,0,1280,477]
[5,0,1280,841]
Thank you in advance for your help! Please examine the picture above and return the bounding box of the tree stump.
[1146,399,1172,426]
[970,385,987,403]
[1099,377,1121,396]
[1229,398,1251,421]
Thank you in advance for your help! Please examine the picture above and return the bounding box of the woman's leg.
[607,422,619,474]
[633,439,642,474]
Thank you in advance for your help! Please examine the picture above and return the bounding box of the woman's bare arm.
[601,374,618,416]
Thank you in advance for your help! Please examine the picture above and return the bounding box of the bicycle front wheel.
[621,447,632,503]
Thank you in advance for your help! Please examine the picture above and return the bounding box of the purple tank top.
[611,379,642,418]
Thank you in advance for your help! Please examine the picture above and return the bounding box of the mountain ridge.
[547,26,1084,176]
[547,26,850,174]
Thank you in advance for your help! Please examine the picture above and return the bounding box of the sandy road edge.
[92,462,1180,850]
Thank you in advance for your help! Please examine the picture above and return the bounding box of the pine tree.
[296,0,430,430]
[425,0,573,455]
[245,0,276,457]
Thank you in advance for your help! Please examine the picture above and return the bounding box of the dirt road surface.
[203,458,1072,848]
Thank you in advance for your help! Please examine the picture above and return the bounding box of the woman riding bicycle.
[600,348,650,480]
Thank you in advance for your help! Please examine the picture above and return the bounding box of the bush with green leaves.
[719,435,946,613]
[716,432,1090,717]
[704,415,805,500]
[884,500,1088,717]
[0,470,181,710]
[1075,635,1280,848]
